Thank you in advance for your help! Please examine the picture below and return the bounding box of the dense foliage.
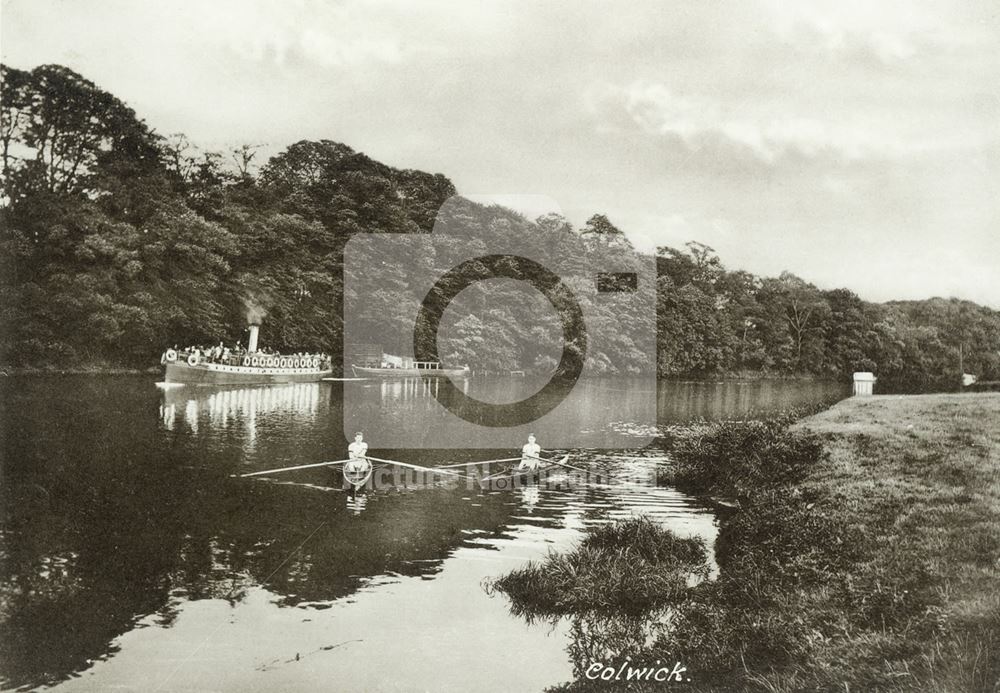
[656,242,1000,389]
[2,64,998,389]
[669,416,824,496]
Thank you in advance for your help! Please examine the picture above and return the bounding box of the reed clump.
[488,516,708,616]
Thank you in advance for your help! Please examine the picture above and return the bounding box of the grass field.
[785,393,1000,692]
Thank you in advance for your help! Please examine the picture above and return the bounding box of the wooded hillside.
[2,64,998,389]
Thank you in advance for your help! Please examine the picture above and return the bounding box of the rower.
[517,433,542,471]
[345,431,370,474]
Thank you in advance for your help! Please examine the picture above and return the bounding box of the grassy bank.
[784,394,1000,691]
[661,394,1000,691]
[491,394,1000,692]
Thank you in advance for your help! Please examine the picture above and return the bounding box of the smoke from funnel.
[242,292,270,325]
[245,304,266,325]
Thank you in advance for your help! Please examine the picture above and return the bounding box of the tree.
[0,63,161,201]
[230,143,264,181]
[766,273,831,372]
[5,62,1000,389]
[822,288,878,376]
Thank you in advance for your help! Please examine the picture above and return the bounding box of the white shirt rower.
[518,434,542,471]
[346,432,369,472]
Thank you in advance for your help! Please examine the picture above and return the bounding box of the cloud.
[592,82,905,166]
[195,0,406,68]
[762,0,963,65]
[186,0,522,70]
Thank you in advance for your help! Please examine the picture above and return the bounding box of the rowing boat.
[239,454,459,495]
[342,459,374,491]
[239,452,582,495]
[479,455,570,490]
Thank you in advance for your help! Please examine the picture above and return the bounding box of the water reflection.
[565,610,675,681]
[520,483,541,510]
[0,375,844,691]
[345,493,368,515]
[492,460,715,691]
[377,377,472,401]
[159,382,324,443]
[657,379,847,422]
[349,377,849,449]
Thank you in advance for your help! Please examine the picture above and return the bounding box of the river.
[0,375,847,691]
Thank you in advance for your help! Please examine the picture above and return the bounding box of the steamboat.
[350,350,470,378]
[161,323,333,385]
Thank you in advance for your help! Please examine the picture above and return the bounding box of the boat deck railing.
[171,348,330,369]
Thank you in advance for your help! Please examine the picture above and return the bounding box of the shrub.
[487,517,709,616]
[670,419,823,498]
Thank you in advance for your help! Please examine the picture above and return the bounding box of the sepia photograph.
[1,1,998,691]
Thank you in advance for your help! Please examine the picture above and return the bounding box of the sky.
[2,0,998,306]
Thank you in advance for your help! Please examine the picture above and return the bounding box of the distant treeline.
[656,245,1000,390]
[2,64,998,390]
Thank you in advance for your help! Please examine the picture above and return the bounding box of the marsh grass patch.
[486,516,709,616]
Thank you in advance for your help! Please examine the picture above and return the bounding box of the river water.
[0,376,847,692]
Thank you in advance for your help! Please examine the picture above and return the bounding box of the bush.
[487,517,709,616]
[670,418,823,499]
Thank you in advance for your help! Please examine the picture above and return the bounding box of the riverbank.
[782,393,1000,691]
[492,394,1000,691]
[0,365,160,376]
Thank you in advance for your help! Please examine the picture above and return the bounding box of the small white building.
[853,372,876,396]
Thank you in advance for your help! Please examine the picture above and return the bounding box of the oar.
[480,455,569,482]
[539,455,631,480]
[525,454,592,475]
[556,456,630,479]
[238,459,351,478]
[437,457,522,470]
[365,456,462,477]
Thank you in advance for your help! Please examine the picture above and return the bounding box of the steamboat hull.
[165,360,333,385]
[351,365,470,378]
